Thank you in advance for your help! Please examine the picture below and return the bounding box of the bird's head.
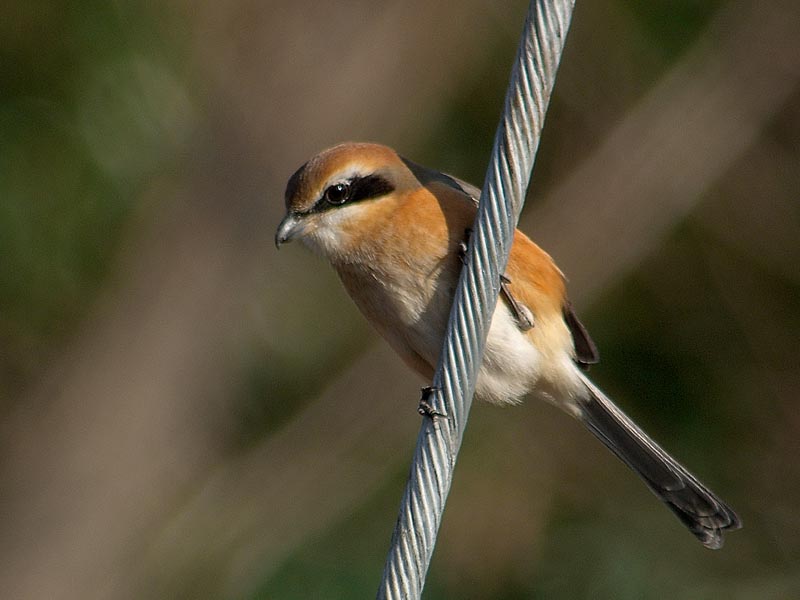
[275,142,419,259]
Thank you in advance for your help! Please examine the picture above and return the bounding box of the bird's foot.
[418,386,447,420]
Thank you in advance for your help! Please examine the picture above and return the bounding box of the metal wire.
[376,1,576,598]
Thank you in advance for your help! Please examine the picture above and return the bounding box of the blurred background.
[1,0,799,598]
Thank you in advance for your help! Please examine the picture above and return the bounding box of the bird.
[275,141,741,549]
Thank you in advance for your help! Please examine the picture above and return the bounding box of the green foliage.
[0,1,191,401]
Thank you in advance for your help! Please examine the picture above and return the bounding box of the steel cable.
[377,1,576,597]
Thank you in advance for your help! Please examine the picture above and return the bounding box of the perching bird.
[275,142,741,549]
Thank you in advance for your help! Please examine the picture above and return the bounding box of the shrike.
[276,142,741,549]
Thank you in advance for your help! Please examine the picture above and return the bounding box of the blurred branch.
[142,345,419,598]
[527,0,800,305]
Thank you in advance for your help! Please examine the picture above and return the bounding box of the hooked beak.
[275,213,302,248]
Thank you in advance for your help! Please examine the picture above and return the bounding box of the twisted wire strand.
[377,1,576,598]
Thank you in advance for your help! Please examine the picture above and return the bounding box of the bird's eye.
[324,182,350,205]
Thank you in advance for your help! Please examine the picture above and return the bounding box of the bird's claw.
[418,386,447,419]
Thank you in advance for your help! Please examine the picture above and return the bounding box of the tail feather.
[576,373,741,549]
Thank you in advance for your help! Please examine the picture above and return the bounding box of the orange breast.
[333,180,574,375]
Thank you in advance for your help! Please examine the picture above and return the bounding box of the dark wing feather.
[563,300,600,367]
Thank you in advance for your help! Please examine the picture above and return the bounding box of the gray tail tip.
[664,489,742,550]
[697,525,739,550]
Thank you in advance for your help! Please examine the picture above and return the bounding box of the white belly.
[476,304,543,404]
[338,260,581,408]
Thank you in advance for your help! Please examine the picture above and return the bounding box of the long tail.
[575,372,741,549]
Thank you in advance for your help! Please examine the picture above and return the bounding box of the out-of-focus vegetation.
[1,1,798,599]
